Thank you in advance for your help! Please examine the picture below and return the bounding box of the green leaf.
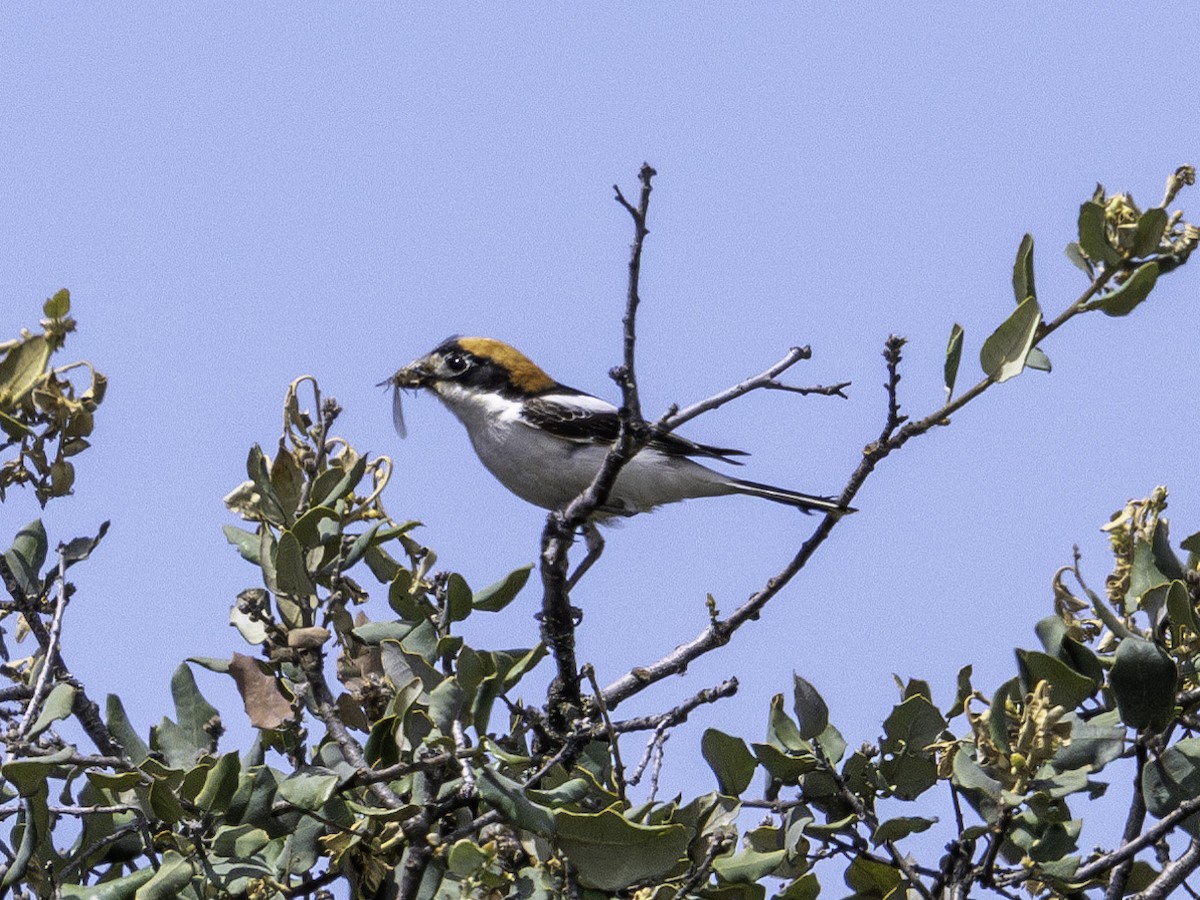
[943,323,964,400]
[222,525,262,565]
[988,679,1018,754]
[244,444,287,526]
[1077,200,1121,265]
[0,334,51,409]
[446,572,473,622]
[767,693,806,752]
[1012,233,1036,304]
[553,808,691,891]
[172,663,221,747]
[2,746,74,796]
[59,868,155,898]
[1181,529,1200,558]
[1167,580,1200,635]
[1025,347,1052,372]
[342,521,383,569]
[882,694,946,752]
[1091,261,1159,317]
[1132,207,1168,258]
[1015,649,1098,710]
[428,678,466,734]
[1127,537,1170,611]
[4,519,48,597]
[1144,739,1200,837]
[61,520,110,568]
[269,448,304,523]
[1063,241,1092,274]
[106,694,150,762]
[195,751,240,813]
[311,453,368,508]
[275,769,339,811]
[946,665,974,721]
[879,695,944,800]
[128,849,195,899]
[845,856,903,896]
[477,766,555,836]
[776,873,820,900]
[473,564,533,612]
[712,848,787,883]
[751,742,817,785]
[364,543,403,583]
[153,664,221,768]
[951,751,1003,824]
[27,682,76,738]
[448,839,490,877]
[1050,710,1125,773]
[43,288,70,319]
[290,506,339,550]
[1109,637,1177,732]
[980,296,1042,383]
[792,674,828,741]
[873,816,936,846]
[210,823,272,860]
[701,729,758,796]
[276,529,316,602]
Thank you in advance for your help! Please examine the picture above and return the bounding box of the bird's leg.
[565,522,605,595]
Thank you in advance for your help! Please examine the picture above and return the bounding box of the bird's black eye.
[443,351,470,375]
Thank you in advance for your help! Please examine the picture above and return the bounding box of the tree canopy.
[0,166,1199,899]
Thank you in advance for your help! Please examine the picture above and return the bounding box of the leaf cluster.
[0,290,105,504]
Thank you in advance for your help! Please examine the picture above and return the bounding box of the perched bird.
[383,336,853,519]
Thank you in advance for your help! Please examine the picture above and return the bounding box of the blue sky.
[2,4,1198,835]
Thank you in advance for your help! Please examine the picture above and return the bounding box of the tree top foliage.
[0,166,1199,899]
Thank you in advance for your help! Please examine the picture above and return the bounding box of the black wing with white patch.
[520,392,748,464]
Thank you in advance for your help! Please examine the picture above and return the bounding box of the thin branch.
[451,720,478,799]
[603,262,1122,708]
[336,749,457,791]
[1106,742,1149,900]
[658,346,814,432]
[1056,792,1200,884]
[1132,839,1200,900]
[539,164,657,719]
[583,664,626,804]
[296,648,403,810]
[672,832,730,899]
[763,380,852,399]
[13,550,69,743]
[626,724,669,794]
[813,738,933,900]
[612,677,738,733]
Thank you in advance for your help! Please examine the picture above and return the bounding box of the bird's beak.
[378,355,435,390]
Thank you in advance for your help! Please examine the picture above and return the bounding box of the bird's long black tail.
[730,477,856,515]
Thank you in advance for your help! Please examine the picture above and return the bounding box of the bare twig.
[612,677,738,733]
[626,724,669,794]
[583,664,626,804]
[764,380,851,399]
[657,346,815,432]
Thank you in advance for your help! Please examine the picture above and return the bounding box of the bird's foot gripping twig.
[566,522,605,594]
